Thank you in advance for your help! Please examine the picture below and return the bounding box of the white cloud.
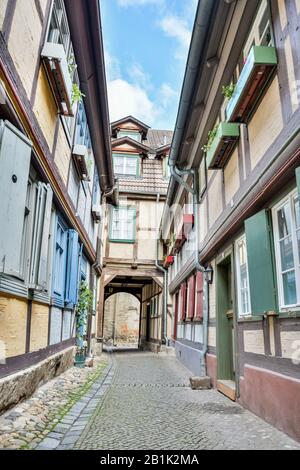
[159,15,191,59]
[158,83,177,108]
[108,79,157,125]
[128,63,152,91]
[104,51,121,82]
[117,0,163,7]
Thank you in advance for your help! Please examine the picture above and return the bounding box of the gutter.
[64,0,116,205]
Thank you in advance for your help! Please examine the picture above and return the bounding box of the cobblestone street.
[73,352,299,451]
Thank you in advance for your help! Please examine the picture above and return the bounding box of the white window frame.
[243,0,274,60]
[113,154,139,177]
[110,206,136,242]
[272,189,300,311]
[118,130,142,142]
[235,234,252,317]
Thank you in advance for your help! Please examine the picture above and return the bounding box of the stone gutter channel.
[36,355,115,451]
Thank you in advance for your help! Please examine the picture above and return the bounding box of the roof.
[111,136,153,153]
[144,130,173,150]
[111,116,150,132]
[118,158,169,195]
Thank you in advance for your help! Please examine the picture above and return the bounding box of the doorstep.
[217,380,236,401]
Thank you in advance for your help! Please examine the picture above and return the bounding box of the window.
[243,0,274,61]
[118,130,141,142]
[76,102,91,149]
[52,217,68,304]
[198,158,207,197]
[47,0,71,59]
[162,157,170,179]
[272,190,300,309]
[113,154,139,177]
[110,207,136,242]
[235,235,251,316]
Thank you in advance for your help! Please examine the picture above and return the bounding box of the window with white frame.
[235,235,252,316]
[47,0,71,59]
[272,190,300,309]
[243,0,274,61]
[113,154,139,177]
[110,206,136,242]
[76,102,91,149]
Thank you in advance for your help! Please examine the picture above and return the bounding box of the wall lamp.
[204,264,214,284]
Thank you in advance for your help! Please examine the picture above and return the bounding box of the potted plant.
[221,83,236,100]
[75,281,93,368]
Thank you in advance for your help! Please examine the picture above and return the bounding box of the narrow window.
[235,235,251,316]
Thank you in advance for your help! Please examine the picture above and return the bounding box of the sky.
[100,0,198,131]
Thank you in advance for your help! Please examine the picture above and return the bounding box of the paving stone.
[39,437,60,449]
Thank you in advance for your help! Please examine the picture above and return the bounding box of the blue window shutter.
[52,216,67,307]
[65,229,80,307]
[0,121,32,278]
[245,210,278,315]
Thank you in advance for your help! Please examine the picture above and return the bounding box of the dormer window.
[117,130,142,143]
[113,153,140,177]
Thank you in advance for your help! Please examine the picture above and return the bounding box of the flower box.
[206,122,240,170]
[226,46,277,123]
[163,255,175,268]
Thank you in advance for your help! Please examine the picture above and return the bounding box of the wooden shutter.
[29,183,53,290]
[245,210,277,315]
[0,121,32,278]
[180,282,187,321]
[65,229,80,307]
[296,167,300,200]
[187,275,196,319]
[195,271,204,320]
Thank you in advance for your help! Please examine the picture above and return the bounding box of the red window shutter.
[180,283,187,321]
[195,272,204,320]
[187,275,196,319]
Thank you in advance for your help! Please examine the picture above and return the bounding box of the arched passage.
[103,292,141,348]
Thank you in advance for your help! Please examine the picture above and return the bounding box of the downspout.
[169,164,208,377]
[155,194,168,346]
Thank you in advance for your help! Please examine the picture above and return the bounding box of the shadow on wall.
[103,293,140,346]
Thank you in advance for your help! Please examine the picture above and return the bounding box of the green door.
[217,255,235,381]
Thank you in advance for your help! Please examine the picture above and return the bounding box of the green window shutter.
[245,209,277,315]
[296,167,300,200]
[0,121,32,278]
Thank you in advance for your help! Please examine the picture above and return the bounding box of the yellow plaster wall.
[137,235,156,260]
[33,67,58,150]
[109,243,134,259]
[284,36,299,114]
[30,302,49,352]
[0,295,27,358]
[243,330,265,355]
[224,148,240,206]
[54,122,72,186]
[0,0,9,30]
[208,172,223,227]
[248,76,283,169]
[8,0,42,98]
[278,0,288,30]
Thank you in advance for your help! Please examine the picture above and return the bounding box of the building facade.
[0,0,115,413]
[100,116,172,352]
[161,0,300,442]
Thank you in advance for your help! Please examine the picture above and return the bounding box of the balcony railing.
[206,122,240,170]
[226,46,277,123]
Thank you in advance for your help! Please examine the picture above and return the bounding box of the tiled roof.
[118,158,169,195]
[145,129,173,149]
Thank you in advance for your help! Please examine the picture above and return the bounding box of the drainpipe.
[169,164,208,377]
[155,194,169,346]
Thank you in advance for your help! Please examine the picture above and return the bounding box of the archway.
[103,292,141,348]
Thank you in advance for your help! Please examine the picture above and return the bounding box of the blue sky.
[100,0,198,130]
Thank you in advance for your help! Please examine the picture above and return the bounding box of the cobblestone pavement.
[0,357,108,449]
[74,351,300,450]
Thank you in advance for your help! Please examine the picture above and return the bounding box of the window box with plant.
[204,122,240,170]
[226,46,277,123]
[163,255,175,269]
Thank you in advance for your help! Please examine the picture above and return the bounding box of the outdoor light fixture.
[204,264,213,284]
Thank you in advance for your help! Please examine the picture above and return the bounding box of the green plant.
[221,83,236,100]
[76,281,93,354]
[71,83,85,106]
[202,125,218,153]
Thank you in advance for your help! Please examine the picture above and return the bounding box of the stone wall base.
[0,347,75,415]
[239,364,300,443]
[140,341,161,353]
